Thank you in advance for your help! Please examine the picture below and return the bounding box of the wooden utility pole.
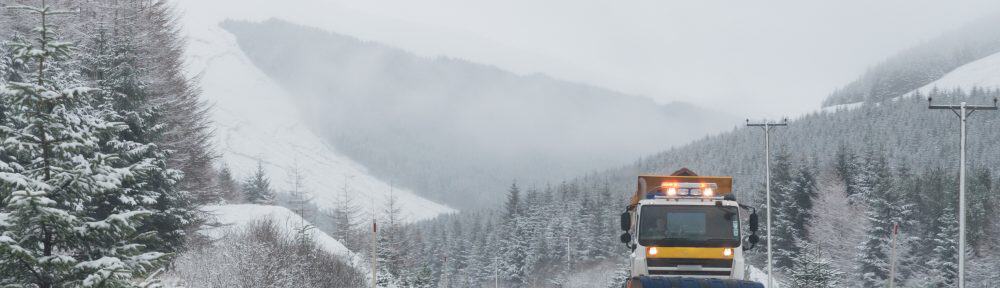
[889,223,899,288]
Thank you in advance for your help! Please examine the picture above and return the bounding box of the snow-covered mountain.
[819,49,1000,110]
[917,50,1000,93]
[174,0,454,221]
[221,20,738,209]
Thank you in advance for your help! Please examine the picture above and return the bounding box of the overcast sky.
[223,0,1000,117]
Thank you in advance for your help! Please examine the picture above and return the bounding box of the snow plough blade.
[626,276,765,288]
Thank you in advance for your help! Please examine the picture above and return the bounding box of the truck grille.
[647,258,733,268]
[646,258,733,277]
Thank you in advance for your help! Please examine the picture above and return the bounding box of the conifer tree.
[330,176,359,244]
[285,163,313,223]
[376,189,409,286]
[834,145,856,192]
[926,206,959,287]
[966,166,993,254]
[243,159,274,204]
[78,10,195,254]
[498,182,528,285]
[135,1,217,204]
[791,163,818,237]
[216,166,241,202]
[857,151,912,287]
[788,242,843,288]
[504,181,521,219]
[0,3,164,286]
[760,149,802,270]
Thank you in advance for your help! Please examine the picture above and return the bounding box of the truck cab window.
[637,205,740,247]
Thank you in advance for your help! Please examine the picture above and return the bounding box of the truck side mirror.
[620,212,631,231]
[620,232,631,244]
[748,211,759,233]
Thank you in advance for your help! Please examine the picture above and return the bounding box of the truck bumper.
[626,276,764,288]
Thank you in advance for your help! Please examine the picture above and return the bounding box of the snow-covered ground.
[174,1,455,222]
[820,101,865,113]
[200,204,351,257]
[916,51,1000,94]
[158,204,369,286]
[747,265,780,288]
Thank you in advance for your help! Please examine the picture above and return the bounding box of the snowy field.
[174,1,455,221]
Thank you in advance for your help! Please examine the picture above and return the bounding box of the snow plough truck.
[620,168,765,288]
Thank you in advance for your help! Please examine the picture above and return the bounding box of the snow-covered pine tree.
[77,10,196,254]
[902,166,953,274]
[926,206,959,287]
[216,165,241,202]
[330,175,360,245]
[576,197,598,260]
[0,3,164,286]
[771,158,821,271]
[557,195,583,274]
[504,181,521,219]
[522,187,549,277]
[762,149,801,270]
[459,218,486,285]
[498,182,528,285]
[409,265,434,288]
[375,188,411,287]
[442,219,468,287]
[243,159,274,204]
[791,162,818,238]
[788,242,843,288]
[834,144,856,194]
[131,1,217,203]
[0,36,19,82]
[966,166,994,254]
[857,151,913,287]
[848,148,886,204]
[285,162,313,223]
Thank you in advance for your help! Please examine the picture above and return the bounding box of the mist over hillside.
[823,12,1000,107]
[221,19,738,208]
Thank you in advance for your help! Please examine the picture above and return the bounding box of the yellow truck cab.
[619,169,762,286]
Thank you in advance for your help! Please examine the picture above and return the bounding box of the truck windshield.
[638,205,740,247]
